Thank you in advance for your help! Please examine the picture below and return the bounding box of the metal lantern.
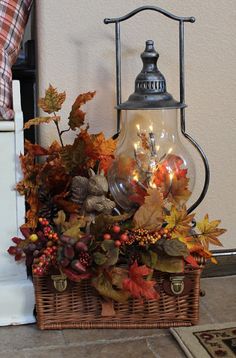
[104,6,209,213]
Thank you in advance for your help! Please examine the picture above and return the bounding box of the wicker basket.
[33,263,203,330]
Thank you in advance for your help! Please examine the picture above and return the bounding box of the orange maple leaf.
[122,261,159,300]
[77,129,117,173]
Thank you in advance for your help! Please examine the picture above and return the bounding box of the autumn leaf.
[53,194,79,214]
[184,255,199,268]
[48,140,61,153]
[162,239,189,258]
[62,267,91,282]
[53,210,87,235]
[60,140,86,174]
[122,261,159,300]
[165,206,195,237]
[168,176,191,206]
[62,219,86,239]
[196,214,226,248]
[90,211,135,236]
[117,155,136,177]
[38,84,66,114]
[81,130,117,168]
[24,140,49,156]
[92,273,130,303]
[24,116,60,129]
[133,188,163,231]
[154,254,184,273]
[68,91,96,130]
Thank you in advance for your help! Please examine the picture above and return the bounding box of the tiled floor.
[0,276,235,358]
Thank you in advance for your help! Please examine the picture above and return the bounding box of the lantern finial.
[117,40,184,110]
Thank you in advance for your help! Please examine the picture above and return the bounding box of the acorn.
[63,245,75,260]
[75,241,88,252]
[71,260,87,273]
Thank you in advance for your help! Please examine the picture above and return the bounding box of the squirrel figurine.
[71,169,116,216]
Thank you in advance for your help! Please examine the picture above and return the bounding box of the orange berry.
[120,233,128,242]
[103,233,111,240]
[115,240,121,247]
[113,225,121,233]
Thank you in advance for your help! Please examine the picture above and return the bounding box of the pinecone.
[38,188,58,221]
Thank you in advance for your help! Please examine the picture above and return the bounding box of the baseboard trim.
[202,249,236,277]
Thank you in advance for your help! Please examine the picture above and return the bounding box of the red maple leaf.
[122,261,159,300]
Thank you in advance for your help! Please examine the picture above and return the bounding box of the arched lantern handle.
[104,6,210,213]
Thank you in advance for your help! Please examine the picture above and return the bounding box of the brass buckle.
[51,272,68,292]
[170,276,184,295]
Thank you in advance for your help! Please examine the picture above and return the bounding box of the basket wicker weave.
[33,263,203,330]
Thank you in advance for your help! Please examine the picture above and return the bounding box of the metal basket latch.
[51,272,68,292]
[170,276,185,295]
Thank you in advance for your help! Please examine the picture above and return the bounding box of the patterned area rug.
[170,322,236,358]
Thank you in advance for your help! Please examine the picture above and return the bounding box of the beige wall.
[36,0,236,249]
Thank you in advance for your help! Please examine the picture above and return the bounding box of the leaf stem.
[60,127,71,136]
[54,120,64,147]
[53,111,66,147]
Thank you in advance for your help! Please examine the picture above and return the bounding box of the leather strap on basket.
[163,275,193,296]
[101,300,116,317]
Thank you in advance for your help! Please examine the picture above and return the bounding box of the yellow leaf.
[165,206,195,237]
[133,188,163,231]
[38,84,66,114]
[211,257,218,264]
[196,214,226,249]
[24,116,60,129]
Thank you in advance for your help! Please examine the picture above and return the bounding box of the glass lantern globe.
[108,40,196,211]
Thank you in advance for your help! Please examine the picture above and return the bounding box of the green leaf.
[92,273,130,303]
[90,211,135,236]
[63,221,85,239]
[110,267,128,289]
[105,248,119,266]
[155,254,184,273]
[163,239,189,258]
[93,252,107,266]
[100,240,119,266]
[101,240,115,251]
[141,251,158,269]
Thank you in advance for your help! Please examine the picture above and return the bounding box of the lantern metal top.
[117,40,185,110]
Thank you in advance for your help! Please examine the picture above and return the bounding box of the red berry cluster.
[32,245,57,276]
[103,224,129,248]
[39,217,58,241]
